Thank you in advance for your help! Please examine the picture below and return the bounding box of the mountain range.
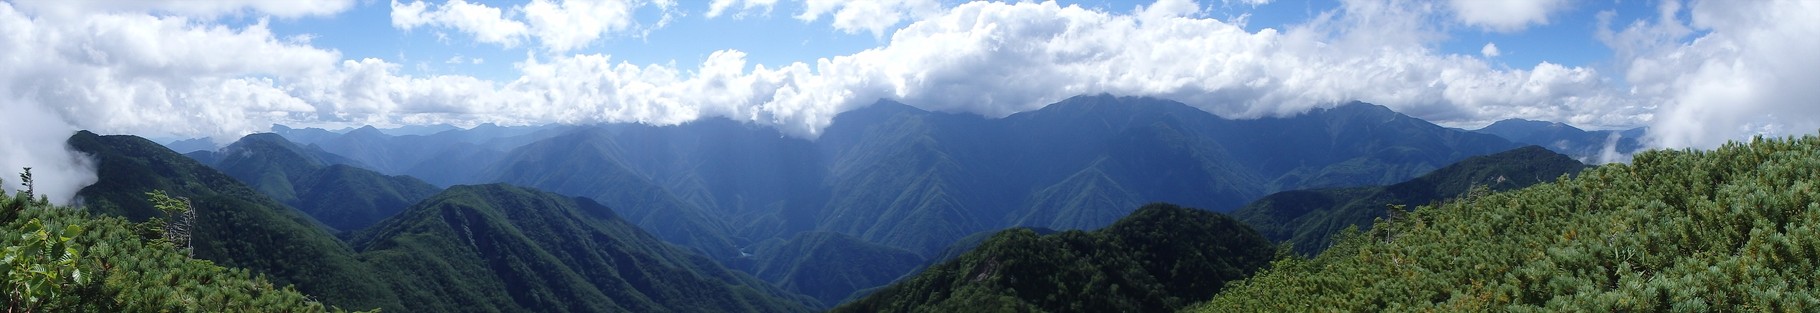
[228,95,1521,263]
[1232,145,1589,255]
[1473,118,1647,162]
[187,133,441,232]
[68,131,820,312]
[132,94,1652,310]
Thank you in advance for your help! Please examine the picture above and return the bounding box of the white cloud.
[1481,42,1500,57]
[1445,0,1569,32]
[524,0,677,52]
[11,0,1811,194]
[1140,0,1202,19]
[0,90,97,206]
[10,0,355,19]
[392,0,531,47]
[390,0,678,52]
[1607,0,1820,148]
[706,0,779,18]
[796,0,943,37]
[0,0,1645,142]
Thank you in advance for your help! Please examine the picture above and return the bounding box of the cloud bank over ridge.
[1,0,1818,203]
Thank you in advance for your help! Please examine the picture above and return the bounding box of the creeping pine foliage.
[1196,135,1820,312]
[1,182,366,312]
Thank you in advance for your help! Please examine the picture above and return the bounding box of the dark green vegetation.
[1197,135,1820,311]
[194,133,441,231]
[1234,145,1588,255]
[74,131,818,312]
[1475,118,1646,161]
[2,178,351,311]
[738,232,925,306]
[353,184,817,312]
[835,203,1275,313]
[70,131,404,310]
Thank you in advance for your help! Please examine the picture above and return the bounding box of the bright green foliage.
[833,203,1275,313]
[1,188,355,312]
[3,218,85,312]
[1196,135,1820,311]
[1234,145,1587,255]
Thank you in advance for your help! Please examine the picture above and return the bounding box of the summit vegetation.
[1196,135,1820,311]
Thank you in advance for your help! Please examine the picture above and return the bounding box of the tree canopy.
[1196,135,1820,311]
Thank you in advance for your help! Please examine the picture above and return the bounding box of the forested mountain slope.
[480,95,1516,260]
[738,231,925,306]
[834,203,1275,313]
[1233,145,1588,255]
[67,131,403,310]
[196,133,440,231]
[234,95,1518,304]
[70,132,819,312]
[351,184,818,312]
[484,127,749,261]
[1197,135,1820,311]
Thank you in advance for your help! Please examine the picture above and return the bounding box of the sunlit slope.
[1198,135,1820,311]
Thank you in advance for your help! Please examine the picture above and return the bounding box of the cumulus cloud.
[1445,0,1569,32]
[706,0,779,18]
[796,0,942,37]
[1604,0,1820,148]
[392,0,530,47]
[10,0,354,19]
[2,0,1647,140]
[1481,42,1500,57]
[390,0,678,52]
[11,0,1812,187]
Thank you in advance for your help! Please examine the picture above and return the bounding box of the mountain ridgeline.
[189,133,441,232]
[250,95,1519,263]
[66,131,819,312]
[833,203,1276,313]
[1233,145,1590,255]
[70,131,404,310]
[1473,118,1646,162]
[351,184,817,312]
[735,231,926,306]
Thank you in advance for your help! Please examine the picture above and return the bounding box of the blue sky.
[255,0,1640,81]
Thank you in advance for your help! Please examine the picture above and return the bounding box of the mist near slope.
[0,99,97,205]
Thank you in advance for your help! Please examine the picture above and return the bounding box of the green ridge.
[1197,135,1820,311]
[834,203,1275,313]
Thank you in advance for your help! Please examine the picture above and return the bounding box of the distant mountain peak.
[1483,118,1574,131]
[349,125,383,135]
[1321,101,1399,117]
[859,99,925,114]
